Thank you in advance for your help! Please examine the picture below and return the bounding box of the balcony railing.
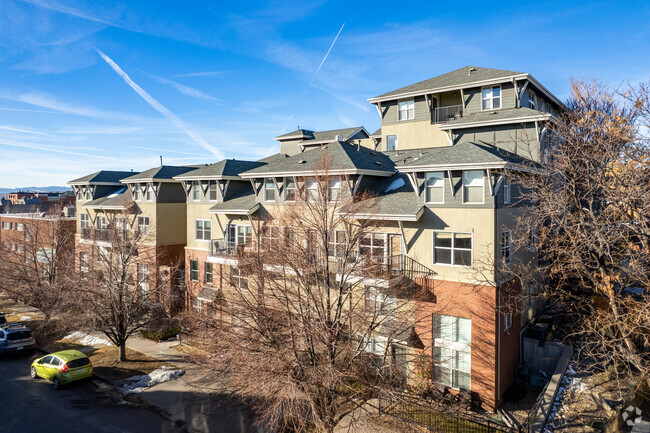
[434,104,463,123]
[338,255,436,281]
[81,227,111,242]
[210,239,257,258]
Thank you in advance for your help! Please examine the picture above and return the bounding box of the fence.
[378,392,518,433]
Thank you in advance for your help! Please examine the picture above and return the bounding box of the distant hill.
[0,186,71,195]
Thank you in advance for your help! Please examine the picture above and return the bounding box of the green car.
[30,350,93,389]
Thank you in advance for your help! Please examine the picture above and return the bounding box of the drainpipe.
[495,201,501,405]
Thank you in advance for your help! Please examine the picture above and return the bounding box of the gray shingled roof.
[240,141,396,177]
[209,185,258,214]
[371,128,381,137]
[275,128,314,140]
[371,66,524,100]
[341,173,423,219]
[121,165,197,182]
[174,159,266,180]
[83,188,134,209]
[440,107,550,129]
[297,127,366,144]
[68,170,136,185]
[388,141,531,168]
[258,153,288,163]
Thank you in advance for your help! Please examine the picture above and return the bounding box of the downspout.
[495,197,501,405]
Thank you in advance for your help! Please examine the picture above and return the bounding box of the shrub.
[141,325,180,342]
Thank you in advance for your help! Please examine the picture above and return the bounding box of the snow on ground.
[63,331,112,347]
[118,367,185,394]
[19,315,32,321]
[544,362,582,432]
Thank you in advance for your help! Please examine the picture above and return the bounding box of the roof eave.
[438,113,554,130]
[239,168,394,178]
[339,206,424,222]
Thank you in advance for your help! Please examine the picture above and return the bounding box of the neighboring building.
[68,167,195,313]
[8,192,35,204]
[70,66,559,411]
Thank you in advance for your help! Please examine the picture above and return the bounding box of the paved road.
[0,351,185,433]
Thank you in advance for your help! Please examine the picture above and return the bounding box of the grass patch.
[86,346,177,382]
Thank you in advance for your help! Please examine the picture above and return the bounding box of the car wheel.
[53,377,61,390]
[30,366,37,378]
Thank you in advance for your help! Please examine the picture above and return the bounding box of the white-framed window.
[360,335,387,356]
[433,232,472,267]
[190,260,199,281]
[503,178,511,205]
[328,177,341,202]
[209,181,218,201]
[501,231,511,264]
[97,216,109,230]
[115,217,129,231]
[133,185,141,201]
[2,222,9,230]
[80,214,89,229]
[137,263,149,295]
[285,177,296,202]
[481,85,501,110]
[231,266,249,290]
[386,134,397,151]
[16,223,23,231]
[398,99,414,121]
[261,226,281,251]
[528,89,537,110]
[86,190,92,201]
[205,262,213,284]
[360,233,386,262]
[365,287,396,315]
[195,219,211,241]
[433,314,471,390]
[79,252,89,275]
[503,312,513,332]
[145,184,154,201]
[306,177,319,202]
[327,230,346,258]
[191,297,204,314]
[228,224,253,247]
[462,170,484,204]
[425,172,445,203]
[264,178,275,202]
[137,216,150,235]
[192,181,201,201]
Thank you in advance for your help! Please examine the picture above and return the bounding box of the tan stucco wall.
[155,203,186,245]
[381,121,451,151]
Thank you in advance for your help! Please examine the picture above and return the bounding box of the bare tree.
[192,160,434,432]
[0,211,76,322]
[76,213,177,361]
[507,79,650,389]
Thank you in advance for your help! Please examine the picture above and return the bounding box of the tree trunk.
[118,341,127,362]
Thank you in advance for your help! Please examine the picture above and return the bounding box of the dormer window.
[209,181,218,201]
[398,100,414,121]
[285,177,296,202]
[133,185,141,201]
[481,86,501,110]
[146,184,154,201]
[192,181,201,201]
[328,177,341,202]
[264,178,275,202]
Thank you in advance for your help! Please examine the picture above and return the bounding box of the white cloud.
[147,73,224,105]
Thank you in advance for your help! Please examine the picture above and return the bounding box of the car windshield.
[67,358,90,368]
[6,331,32,341]
[0,315,6,325]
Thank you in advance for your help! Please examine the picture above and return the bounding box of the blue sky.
[0,0,648,187]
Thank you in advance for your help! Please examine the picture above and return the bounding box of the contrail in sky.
[310,23,345,85]
[95,48,224,159]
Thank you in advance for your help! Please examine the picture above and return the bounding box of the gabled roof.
[258,153,288,163]
[370,128,381,137]
[274,128,314,141]
[370,66,524,102]
[68,170,136,186]
[239,141,396,178]
[173,159,266,181]
[438,107,552,130]
[83,188,134,210]
[389,141,535,171]
[120,165,198,183]
[297,127,368,145]
[339,173,423,221]
[209,184,259,215]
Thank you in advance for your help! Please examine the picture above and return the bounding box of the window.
[481,86,501,110]
[209,181,218,201]
[285,177,296,202]
[115,217,129,231]
[503,312,513,332]
[10,222,14,230]
[365,287,396,315]
[360,233,386,262]
[228,224,253,247]
[79,252,88,275]
[398,99,414,121]
[261,226,280,251]
[137,216,150,235]
[231,266,249,290]
[205,262,213,284]
[425,172,445,203]
[306,177,319,202]
[361,335,387,356]
[264,178,275,202]
[191,297,203,314]
[528,89,537,110]
[328,177,341,202]
[2,222,8,229]
[503,178,511,205]
[433,232,472,267]
[190,260,199,281]
[145,184,154,201]
[80,214,89,229]
[433,314,471,390]
[16,224,23,231]
[462,170,484,204]
[133,186,141,201]
[97,216,108,230]
[195,219,211,241]
[24,224,31,241]
[386,135,397,151]
[192,181,201,201]
[501,231,511,264]
[327,230,346,258]
[137,263,149,295]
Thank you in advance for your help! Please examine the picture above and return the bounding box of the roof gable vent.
[468,67,478,75]
[298,160,306,164]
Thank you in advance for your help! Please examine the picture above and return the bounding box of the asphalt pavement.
[0,351,186,433]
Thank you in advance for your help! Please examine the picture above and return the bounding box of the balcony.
[208,239,254,265]
[336,254,436,288]
[434,104,463,123]
[80,228,111,242]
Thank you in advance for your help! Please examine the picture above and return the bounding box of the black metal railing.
[378,392,518,433]
[80,228,111,242]
[339,255,436,281]
[435,104,464,123]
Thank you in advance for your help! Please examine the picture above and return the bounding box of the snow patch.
[118,367,185,394]
[384,177,405,193]
[63,331,111,347]
[19,315,32,321]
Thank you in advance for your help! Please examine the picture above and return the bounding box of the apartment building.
[70,66,559,411]
[68,166,195,311]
